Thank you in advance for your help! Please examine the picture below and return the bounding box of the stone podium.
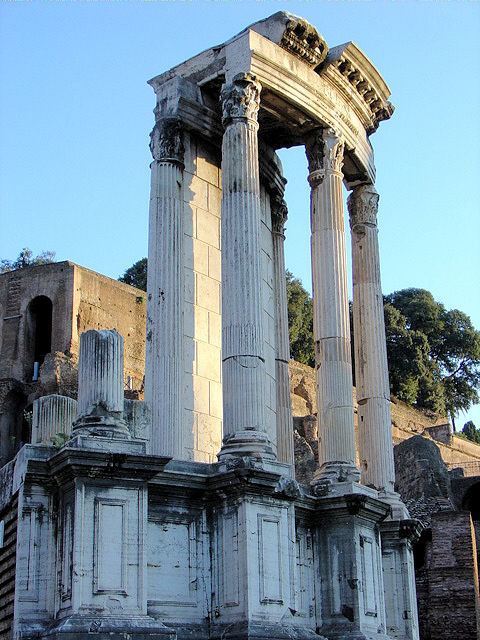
[6,12,419,640]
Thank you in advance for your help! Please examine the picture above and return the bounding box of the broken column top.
[147,12,394,186]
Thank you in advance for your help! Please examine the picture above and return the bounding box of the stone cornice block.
[313,492,391,524]
[47,447,171,486]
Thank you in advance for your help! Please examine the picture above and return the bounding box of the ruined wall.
[289,360,480,478]
[428,512,480,640]
[182,134,223,462]
[0,262,74,381]
[72,264,146,390]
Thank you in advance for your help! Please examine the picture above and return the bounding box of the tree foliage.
[285,270,314,367]
[119,258,480,422]
[0,248,56,273]
[119,257,147,291]
[384,289,480,422]
[461,421,480,444]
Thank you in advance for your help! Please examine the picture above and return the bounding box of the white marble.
[306,128,359,484]
[272,199,294,467]
[73,329,129,438]
[219,73,274,460]
[31,394,77,444]
[145,119,185,459]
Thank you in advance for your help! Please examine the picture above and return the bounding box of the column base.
[65,433,147,454]
[72,414,131,439]
[210,621,323,640]
[40,615,176,640]
[311,462,374,498]
[218,429,276,461]
[378,490,410,521]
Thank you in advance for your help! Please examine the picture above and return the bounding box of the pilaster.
[145,117,185,459]
[218,73,274,461]
[305,128,359,488]
[271,196,294,467]
[380,520,421,640]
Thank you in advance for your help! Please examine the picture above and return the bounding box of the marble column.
[73,329,129,438]
[271,196,294,467]
[348,185,407,515]
[145,118,185,458]
[32,394,77,444]
[218,73,274,460]
[306,128,359,485]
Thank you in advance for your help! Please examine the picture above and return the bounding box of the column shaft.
[73,329,129,438]
[306,129,358,482]
[145,119,185,458]
[219,73,274,460]
[348,185,395,494]
[272,199,294,466]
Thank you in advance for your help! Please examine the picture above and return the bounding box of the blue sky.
[1,0,479,425]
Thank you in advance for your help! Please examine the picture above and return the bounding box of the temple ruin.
[3,11,478,640]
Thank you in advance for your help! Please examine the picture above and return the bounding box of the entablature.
[148,12,394,187]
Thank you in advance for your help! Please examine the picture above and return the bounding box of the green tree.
[461,421,480,444]
[119,257,147,291]
[285,270,314,367]
[0,248,56,273]
[384,289,480,424]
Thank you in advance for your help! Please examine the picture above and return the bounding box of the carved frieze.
[334,55,394,134]
[221,73,261,126]
[347,183,379,229]
[149,118,185,165]
[280,16,328,68]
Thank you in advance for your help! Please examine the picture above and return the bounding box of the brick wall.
[427,511,480,640]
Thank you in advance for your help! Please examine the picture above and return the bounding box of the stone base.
[72,414,131,439]
[209,621,323,640]
[41,615,175,640]
[378,490,410,520]
[315,493,391,640]
[66,433,147,454]
[218,429,276,460]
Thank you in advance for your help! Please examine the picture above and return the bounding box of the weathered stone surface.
[31,394,77,444]
[307,127,359,486]
[394,435,453,503]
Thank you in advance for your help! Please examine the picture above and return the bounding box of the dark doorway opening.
[26,296,53,381]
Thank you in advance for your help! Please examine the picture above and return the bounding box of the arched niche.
[24,295,53,381]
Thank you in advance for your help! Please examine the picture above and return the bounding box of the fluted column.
[32,394,77,444]
[73,329,129,438]
[144,118,185,458]
[306,128,359,484]
[348,185,406,513]
[218,73,274,460]
[271,196,294,466]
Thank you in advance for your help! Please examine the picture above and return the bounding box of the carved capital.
[149,119,184,165]
[305,128,344,187]
[271,195,288,235]
[347,184,379,229]
[221,73,261,126]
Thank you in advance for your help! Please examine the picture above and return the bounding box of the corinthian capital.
[347,184,379,229]
[305,128,344,187]
[221,73,261,126]
[271,195,288,235]
[149,118,184,165]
